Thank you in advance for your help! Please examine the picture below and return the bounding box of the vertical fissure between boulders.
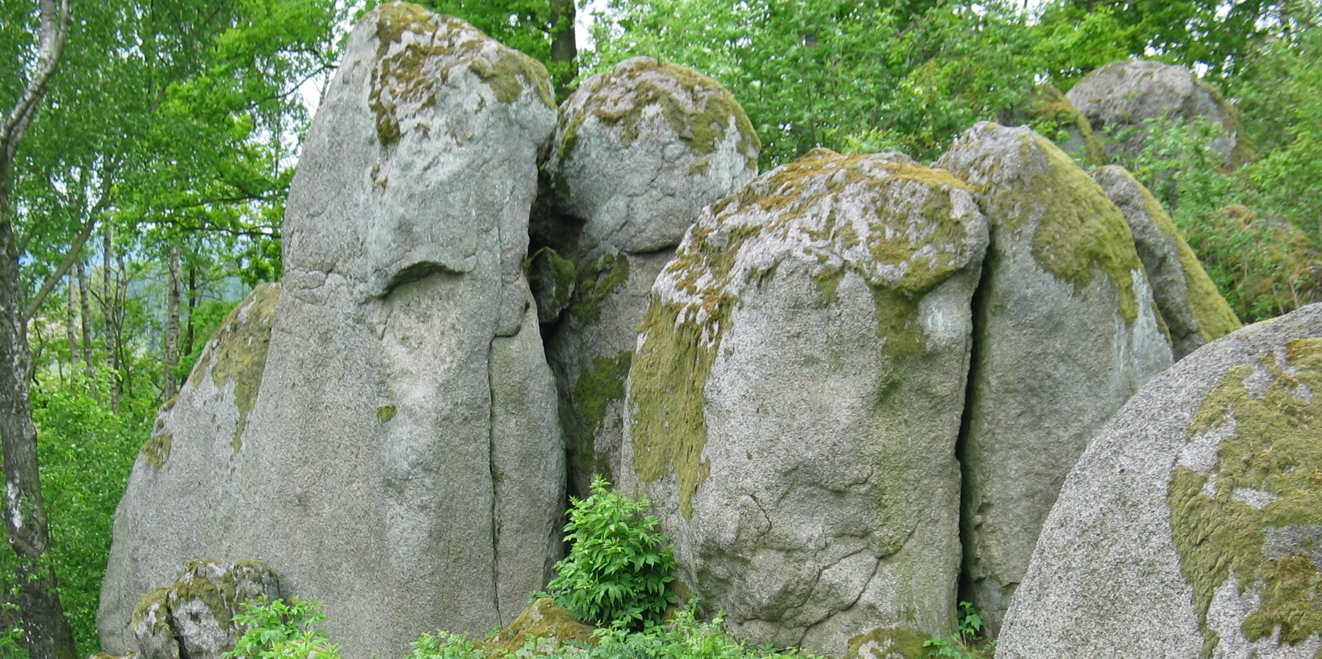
[954,245,994,614]
[486,338,502,624]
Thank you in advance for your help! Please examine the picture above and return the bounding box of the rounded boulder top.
[548,56,761,256]
[997,303,1322,658]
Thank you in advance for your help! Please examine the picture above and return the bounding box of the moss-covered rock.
[1093,165,1241,359]
[937,122,1174,634]
[1001,84,1108,167]
[125,560,279,659]
[996,303,1322,658]
[621,149,987,656]
[476,598,597,655]
[1067,59,1256,169]
[843,627,934,659]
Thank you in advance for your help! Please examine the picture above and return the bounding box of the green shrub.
[405,631,488,659]
[225,597,341,659]
[547,477,677,631]
[923,601,993,659]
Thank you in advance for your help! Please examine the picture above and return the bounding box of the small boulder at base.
[997,303,1322,658]
[1066,60,1254,168]
[1093,165,1241,359]
[99,5,563,658]
[622,149,988,657]
[126,560,279,659]
[937,122,1174,633]
[539,56,759,498]
[477,598,597,655]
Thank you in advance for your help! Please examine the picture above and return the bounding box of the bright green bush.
[404,631,487,659]
[923,601,993,659]
[225,597,341,659]
[547,477,677,630]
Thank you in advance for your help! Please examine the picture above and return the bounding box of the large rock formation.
[1093,165,1241,359]
[1067,60,1254,168]
[999,84,1108,167]
[537,56,759,497]
[997,303,1322,658]
[621,149,988,656]
[936,123,1174,633]
[99,5,562,658]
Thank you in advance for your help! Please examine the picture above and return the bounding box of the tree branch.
[0,0,72,170]
[23,213,96,321]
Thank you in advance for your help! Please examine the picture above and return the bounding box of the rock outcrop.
[128,560,279,659]
[997,303,1322,658]
[936,123,1174,633]
[1067,60,1254,168]
[1000,84,1108,167]
[1093,165,1241,359]
[99,5,563,658]
[621,149,988,656]
[538,56,760,497]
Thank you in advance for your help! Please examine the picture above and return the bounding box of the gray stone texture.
[621,149,988,657]
[128,560,279,659]
[1066,59,1254,168]
[98,5,562,658]
[997,303,1322,658]
[1093,165,1241,359]
[540,56,759,497]
[937,123,1174,634]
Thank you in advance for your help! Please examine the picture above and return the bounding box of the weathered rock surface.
[477,598,597,655]
[1093,165,1241,359]
[997,303,1322,658]
[937,123,1174,633]
[1067,60,1254,168]
[127,560,279,659]
[539,56,759,497]
[99,5,562,658]
[622,149,988,657]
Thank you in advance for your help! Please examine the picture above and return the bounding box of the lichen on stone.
[1024,84,1108,167]
[377,405,397,422]
[574,351,632,435]
[140,430,173,469]
[558,57,760,168]
[569,252,630,323]
[368,3,553,146]
[193,284,279,457]
[630,149,983,516]
[843,627,932,659]
[1168,338,1322,655]
[476,597,596,654]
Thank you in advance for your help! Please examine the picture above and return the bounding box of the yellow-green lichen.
[369,4,553,146]
[477,598,597,654]
[630,300,720,518]
[1132,177,1241,341]
[140,431,173,469]
[377,405,397,422]
[989,132,1144,322]
[129,586,171,632]
[560,58,760,168]
[1169,338,1322,654]
[194,284,279,457]
[1026,84,1108,167]
[843,627,932,659]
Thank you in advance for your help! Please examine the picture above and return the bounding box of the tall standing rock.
[997,303,1322,658]
[537,56,759,497]
[1093,165,1241,359]
[622,149,988,657]
[1066,60,1254,168]
[99,5,562,658]
[937,123,1173,633]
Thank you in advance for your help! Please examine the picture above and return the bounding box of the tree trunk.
[163,246,180,399]
[101,225,119,412]
[75,261,93,379]
[64,273,77,366]
[548,0,577,95]
[0,1,76,657]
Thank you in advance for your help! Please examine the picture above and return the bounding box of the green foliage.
[177,297,245,386]
[923,602,993,659]
[225,597,342,659]
[548,477,677,630]
[406,631,489,659]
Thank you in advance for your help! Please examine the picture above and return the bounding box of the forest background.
[1,0,1320,657]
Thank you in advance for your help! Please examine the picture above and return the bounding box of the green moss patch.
[377,405,397,422]
[1169,338,1322,654]
[368,4,552,146]
[477,598,597,654]
[1026,84,1108,167]
[574,351,632,435]
[140,431,173,469]
[843,627,932,659]
[569,252,630,322]
[560,57,759,168]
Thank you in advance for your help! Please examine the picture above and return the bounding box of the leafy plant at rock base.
[225,597,341,659]
[405,631,487,659]
[548,477,677,630]
[923,601,993,659]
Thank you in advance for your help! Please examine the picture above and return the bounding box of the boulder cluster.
[97,4,1322,659]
